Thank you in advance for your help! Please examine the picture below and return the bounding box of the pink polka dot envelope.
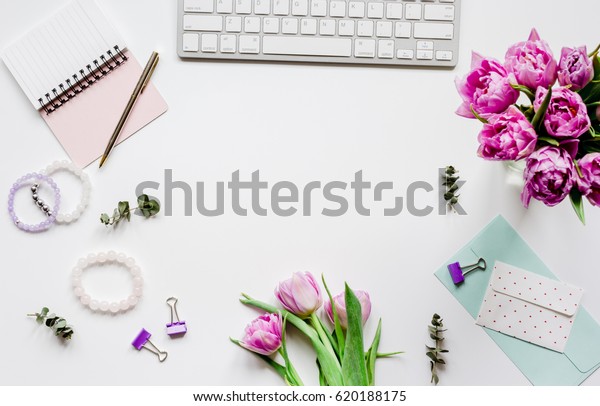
[476,261,584,353]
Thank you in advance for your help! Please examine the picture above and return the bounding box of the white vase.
[504,160,526,188]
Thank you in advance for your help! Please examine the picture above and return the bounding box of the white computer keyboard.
[177,0,460,67]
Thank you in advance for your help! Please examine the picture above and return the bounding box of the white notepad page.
[1,0,126,110]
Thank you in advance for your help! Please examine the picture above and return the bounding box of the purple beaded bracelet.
[8,173,60,232]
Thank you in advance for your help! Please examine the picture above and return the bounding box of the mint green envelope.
[435,215,600,385]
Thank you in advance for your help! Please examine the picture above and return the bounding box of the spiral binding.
[38,45,128,115]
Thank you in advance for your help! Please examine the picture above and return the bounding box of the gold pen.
[99,51,160,168]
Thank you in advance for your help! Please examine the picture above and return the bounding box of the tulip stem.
[310,313,338,361]
[240,294,343,386]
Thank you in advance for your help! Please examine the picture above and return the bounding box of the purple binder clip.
[132,328,168,362]
[448,258,487,285]
[166,297,187,337]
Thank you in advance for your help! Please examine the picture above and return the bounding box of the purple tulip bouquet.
[456,28,600,224]
[231,272,400,386]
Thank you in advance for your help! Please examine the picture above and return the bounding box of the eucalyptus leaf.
[54,320,67,330]
[28,308,74,341]
[341,284,368,386]
[100,213,110,225]
[101,194,160,227]
[427,313,448,385]
[426,352,439,363]
[118,201,131,221]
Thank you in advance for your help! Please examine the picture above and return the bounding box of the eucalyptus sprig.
[442,166,461,211]
[426,313,448,385]
[28,307,74,340]
[100,194,160,226]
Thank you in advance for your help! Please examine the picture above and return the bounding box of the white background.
[0,0,599,386]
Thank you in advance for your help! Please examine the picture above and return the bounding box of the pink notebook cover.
[41,50,168,168]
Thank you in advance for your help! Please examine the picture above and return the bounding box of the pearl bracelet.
[41,160,91,224]
[73,251,143,314]
[8,173,60,232]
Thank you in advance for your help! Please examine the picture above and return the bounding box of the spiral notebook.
[1,0,167,167]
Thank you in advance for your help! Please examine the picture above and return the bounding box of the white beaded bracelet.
[41,160,91,224]
[72,251,143,314]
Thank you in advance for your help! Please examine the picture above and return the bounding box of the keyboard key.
[378,39,394,58]
[376,21,392,37]
[357,20,373,37]
[292,0,308,15]
[263,36,352,56]
[405,4,422,20]
[240,35,260,53]
[367,3,384,19]
[254,0,271,14]
[184,15,224,31]
[329,1,346,17]
[348,2,365,18]
[354,39,375,58]
[236,0,252,14]
[264,17,280,33]
[397,49,414,59]
[282,18,299,34]
[273,0,290,15]
[394,22,411,38]
[436,50,453,61]
[416,50,433,60]
[201,33,218,52]
[424,5,455,21]
[226,16,242,32]
[311,0,327,17]
[338,20,355,36]
[217,0,233,13]
[182,33,199,52]
[417,41,433,50]
[220,34,237,52]
[386,3,402,19]
[244,16,261,33]
[320,19,336,35]
[301,18,318,35]
[185,0,214,13]
[414,22,454,39]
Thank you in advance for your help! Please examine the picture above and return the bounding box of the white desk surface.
[1,0,599,386]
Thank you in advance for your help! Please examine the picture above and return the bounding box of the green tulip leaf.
[365,319,382,386]
[570,189,586,225]
[510,83,536,101]
[322,275,345,359]
[531,87,552,131]
[537,136,560,147]
[341,284,368,386]
[470,104,489,124]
